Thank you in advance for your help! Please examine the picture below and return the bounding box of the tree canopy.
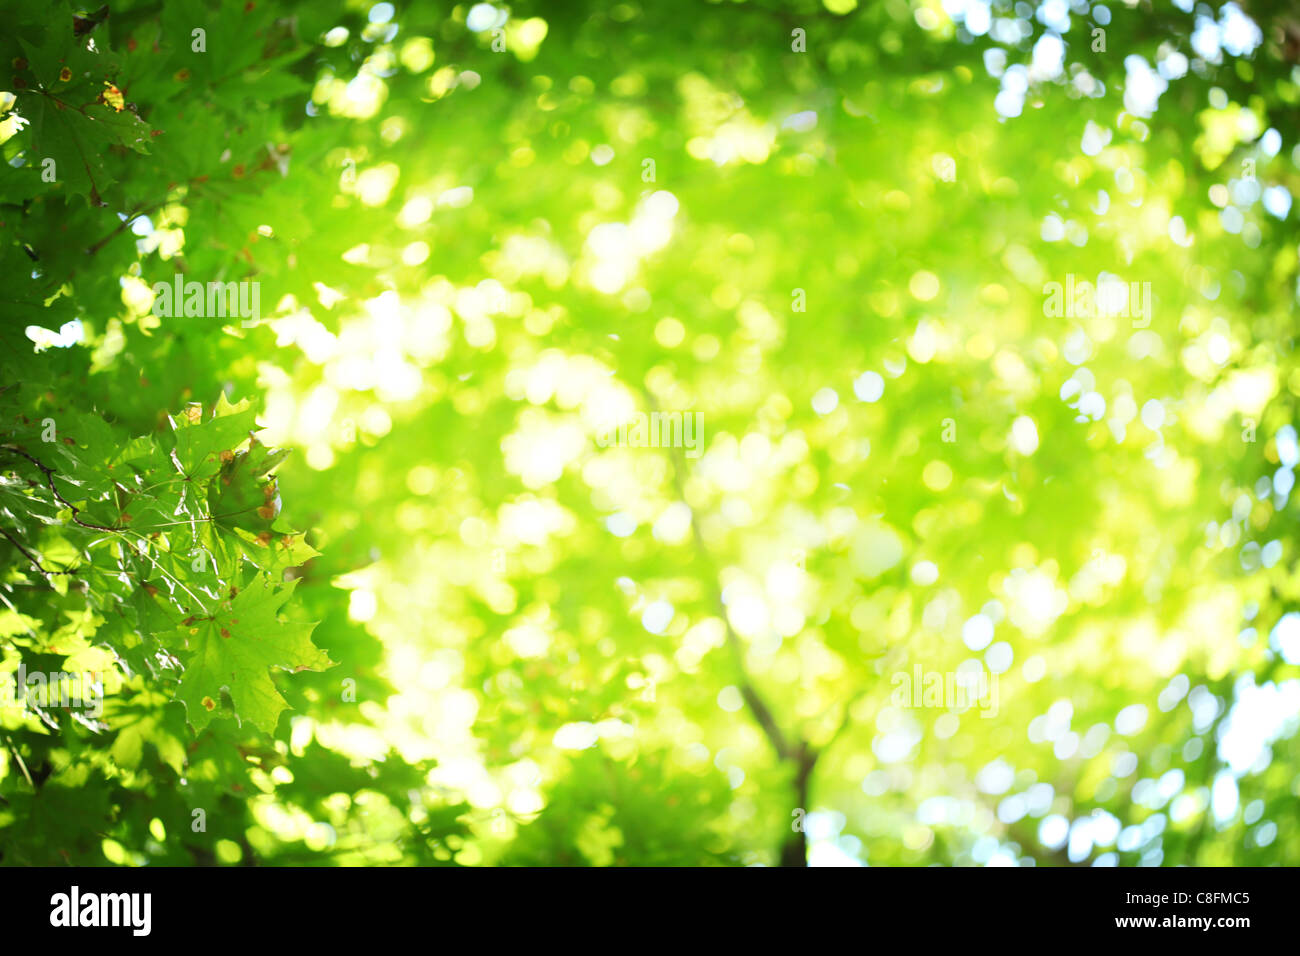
[1,0,1298,867]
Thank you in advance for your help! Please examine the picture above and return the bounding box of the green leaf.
[166,575,332,733]
[23,97,149,204]
[169,393,258,480]
[207,438,290,533]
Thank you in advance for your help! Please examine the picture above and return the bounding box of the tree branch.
[0,444,121,532]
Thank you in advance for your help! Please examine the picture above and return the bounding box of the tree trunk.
[778,746,818,867]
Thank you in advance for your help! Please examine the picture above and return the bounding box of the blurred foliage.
[1,0,1299,866]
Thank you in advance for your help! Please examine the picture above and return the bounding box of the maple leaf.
[207,437,291,532]
[214,526,319,577]
[169,393,258,480]
[166,575,332,733]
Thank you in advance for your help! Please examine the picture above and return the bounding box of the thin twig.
[3,734,34,789]
[641,388,802,763]
[0,526,79,579]
[0,445,121,531]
